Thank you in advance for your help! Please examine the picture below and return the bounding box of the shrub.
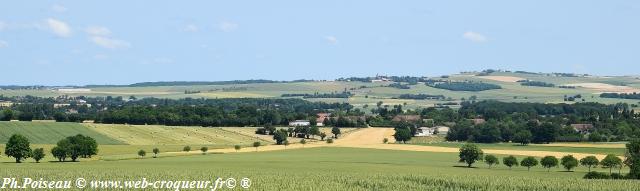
[234,145,241,152]
[583,171,610,179]
[183,146,191,152]
[326,138,334,144]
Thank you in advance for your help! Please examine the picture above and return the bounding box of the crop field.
[0,122,124,145]
[0,147,638,191]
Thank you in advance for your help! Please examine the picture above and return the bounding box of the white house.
[415,127,436,137]
[289,120,310,127]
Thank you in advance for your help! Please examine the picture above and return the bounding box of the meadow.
[0,147,638,191]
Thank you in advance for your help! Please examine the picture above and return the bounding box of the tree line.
[427,81,502,92]
[601,92,640,100]
[4,134,97,163]
[458,141,640,179]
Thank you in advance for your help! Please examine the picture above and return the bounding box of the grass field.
[0,147,638,191]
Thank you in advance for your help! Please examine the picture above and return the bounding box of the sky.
[1,1,639,85]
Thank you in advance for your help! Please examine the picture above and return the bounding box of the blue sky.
[1,1,639,85]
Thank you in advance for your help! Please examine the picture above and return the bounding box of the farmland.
[1,147,638,191]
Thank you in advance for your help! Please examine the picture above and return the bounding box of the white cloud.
[462,31,488,43]
[324,36,338,44]
[0,40,8,48]
[85,26,111,36]
[183,24,199,32]
[45,18,72,37]
[51,4,67,13]
[90,36,130,49]
[219,21,238,32]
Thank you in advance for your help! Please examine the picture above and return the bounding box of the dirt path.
[196,128,611,159]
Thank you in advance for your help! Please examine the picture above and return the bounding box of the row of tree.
[4,134,97,163]
[458,141,640,179]
[428,82,502,92]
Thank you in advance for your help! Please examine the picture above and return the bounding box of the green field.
[0,147,637,191]
[0,122,124,145]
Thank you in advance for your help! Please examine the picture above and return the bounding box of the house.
[435,126,450,135]
[316,113,331,126]
[0,101,13,107]
[415,127,436,137]
[392,115,421,122]
[571,124,594,134]
[471,118,486,125]
[289,120,310,127]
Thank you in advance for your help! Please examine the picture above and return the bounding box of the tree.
[560,155,578,172]
[53,134,98,162]
[484,155,499,168]
[459,143,483,168]
[253,142,261,151]
[152,148,160,158]
[137,149,146,158]
[283,140,289,149]
[234,145,241,152]
[600,154,622,175]
[513,130,532,145]
[383,138,389,144]
[32,148,45,163]
[326,138,334,144]
[183,146,191,152]
[580,156,599,172]
[503,155,518,170]
[200,147,208,155]
[300,139,307,148]
[540,156,559,172]
[51,146,67,162]
[0,109,14,121]
[521,156,539,171]
[331,127,341,138]
[309,126,320,138]
[393,128,412,144]
[5,134,32,163]
[319,132,327,141]
[273,129,288,145]
[627,140,640,179]
[17,112,34,121]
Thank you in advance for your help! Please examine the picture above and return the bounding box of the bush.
[326,138,334,144]
[583,171,610,179]
[610,173,625,179]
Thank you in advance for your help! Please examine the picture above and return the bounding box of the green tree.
[540,156,559,172]
[152,148,160,158]
[331,127,341,138]
[503,155,519,170]
[626,140,640,179]
[51,146,67,162]
[234,145,241,152]
[513,130,532,145]
[32,148,45,163]
[580,156,599,172]
[560,155,578,172]
[521,156,539,171]
[273,129,288,145]
[458,143,483,168]
[138,149,146,158]
[253,142,261,152]
[183,146,191,152]
[393,128,412,144]
[300,139,307,148]
[0,109,14,121]
[484,155,499,168]
[5,134,32,163]
[319,132,327,141]
[200,147,208,155]
[309,126,320,138]
[383,138,389,144]
[600,154,622,175]
[283,140,289,149]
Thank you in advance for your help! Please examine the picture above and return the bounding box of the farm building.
[571,124,594,134]
[435,126,450,134]
[316,113,331,126]
[289,120,311,127]
[415,127,436,137]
